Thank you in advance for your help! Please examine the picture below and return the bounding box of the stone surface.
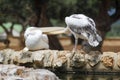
[0,64,59,80]
[0,49,120,73]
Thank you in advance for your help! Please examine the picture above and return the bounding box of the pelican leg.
[71,35,78,59]
[72,35,78,53]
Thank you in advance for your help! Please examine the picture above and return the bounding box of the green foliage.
[0,26,4,33]
[3,22,12,29]
[47,0,100,26]
[13,24,22,32]
[0,0,120,37]
[106,20,120,37]
[0,0,33,22]
[0,0,101,25]
[0,22,22,33]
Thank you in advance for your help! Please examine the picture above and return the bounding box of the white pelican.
[23,27,49,51]
[65,14,102,52]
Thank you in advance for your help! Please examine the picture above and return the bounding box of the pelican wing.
[66,16,95,37]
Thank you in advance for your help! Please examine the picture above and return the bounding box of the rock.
[101,52,117,69]
[0,64,59,80]
[87,51,101,67]
[71,50,86,68]
[1,49,120,73]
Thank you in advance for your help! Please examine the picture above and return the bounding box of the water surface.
[56,73,120,80]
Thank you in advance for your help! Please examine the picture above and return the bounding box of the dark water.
[56,73,120,80]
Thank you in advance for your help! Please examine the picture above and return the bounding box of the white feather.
[65,14,102,48]
[65,17,89,28]
[24,27,49,50]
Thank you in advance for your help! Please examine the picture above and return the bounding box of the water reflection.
[56,73,120,80]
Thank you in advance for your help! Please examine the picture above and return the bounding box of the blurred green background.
[0,0,120,37]
[0,0,120,51]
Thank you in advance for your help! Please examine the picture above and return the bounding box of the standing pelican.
[65,14,102,52]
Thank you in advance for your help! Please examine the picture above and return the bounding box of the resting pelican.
[23,27,49,51]
[65,14,102,52]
